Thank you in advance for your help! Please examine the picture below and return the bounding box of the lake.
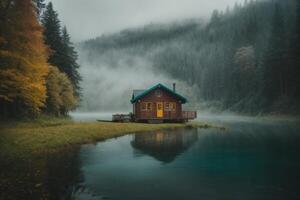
[1,114,300,200]
[43,116,300,200]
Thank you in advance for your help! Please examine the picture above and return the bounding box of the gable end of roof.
[130,83,187,104]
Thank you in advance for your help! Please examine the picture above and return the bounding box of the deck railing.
[112,114,132,122]
[112,111,197,122]
[182,111,197,120]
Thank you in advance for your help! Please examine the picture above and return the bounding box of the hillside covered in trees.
[0,0,81,118]
[79,0,300,114]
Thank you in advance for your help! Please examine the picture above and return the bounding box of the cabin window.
[170,102,176,111]
[147,102,152,111]
[155,90,162,97]
[141,102,152,111]
[157,103,162,110]
[164,102,176,111]
[165,102,170,111]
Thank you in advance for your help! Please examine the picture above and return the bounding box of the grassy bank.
[0,118,210,159]
[0,118,212,199]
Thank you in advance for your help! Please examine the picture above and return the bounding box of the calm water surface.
[48,118,300,200]
[4,118,300,200]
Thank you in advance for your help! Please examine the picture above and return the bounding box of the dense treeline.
[81,0,300,114]
[0,0,81,118]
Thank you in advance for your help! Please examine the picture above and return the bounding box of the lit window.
[157,103,162,110]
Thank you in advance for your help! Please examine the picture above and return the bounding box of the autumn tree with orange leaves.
[0,0,49,117]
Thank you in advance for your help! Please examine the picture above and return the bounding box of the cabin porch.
[112,111,197,123]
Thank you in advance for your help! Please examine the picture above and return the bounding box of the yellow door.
[157,102,163,118]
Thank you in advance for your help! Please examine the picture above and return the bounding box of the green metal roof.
[130,83,187,104]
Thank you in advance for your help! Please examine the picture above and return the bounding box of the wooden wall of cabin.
[133,88,182,120]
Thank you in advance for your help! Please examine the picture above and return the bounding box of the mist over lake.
[75,0,300,115]
[1,0,300,199]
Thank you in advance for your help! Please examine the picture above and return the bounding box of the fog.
[45,0,244,113]
[45,0,300,116]
[48,0,245,41]
[77,49,199,112]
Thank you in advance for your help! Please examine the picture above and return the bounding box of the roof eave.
[130,83,187,104]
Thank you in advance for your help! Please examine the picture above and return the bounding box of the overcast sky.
[47,0,244,42]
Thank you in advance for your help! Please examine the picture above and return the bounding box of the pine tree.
[210,10,221,26]
[42,2,64,70]
[295,0,300,97]
[61,26,81,98]
[288,0,300,99]
[263,3,287,102]
[42,3,81,98]
[0,0,49,117]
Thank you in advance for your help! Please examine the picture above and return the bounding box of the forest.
[80,0,300,114]
[1,0,300,117]
[0,0,81,118]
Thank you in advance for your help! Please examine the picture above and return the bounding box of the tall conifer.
[61,27,81,97]
[42,3,81,98]
[263,4,287,101]
[289,0,300,98]
[42,2,64,70]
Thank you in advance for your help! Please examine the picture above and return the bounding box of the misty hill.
[82,21,201,54]
[78,0,300,114]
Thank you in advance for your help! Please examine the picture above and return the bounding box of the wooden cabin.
[131,83,197,123]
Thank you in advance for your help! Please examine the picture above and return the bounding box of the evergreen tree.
[42,3,81,98]
[42,2,64,70]
[210,10,221,26]
[61,26,81,98]
[295,0,300,98]
[263,3,287,102]
[288,0,300,99]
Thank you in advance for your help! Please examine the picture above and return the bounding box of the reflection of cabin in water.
[131,129,198,163]
[131,83,197,123]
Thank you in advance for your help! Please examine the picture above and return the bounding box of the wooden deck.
[182,111,197,120]
[111,111,197,123]
[112,114,132,122]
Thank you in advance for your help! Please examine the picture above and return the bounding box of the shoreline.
[0,118,211,160]
[0,119,212,199]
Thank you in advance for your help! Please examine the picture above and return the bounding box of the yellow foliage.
[60,72,77,113]
[46,66,77,116]
[0,0,49,115]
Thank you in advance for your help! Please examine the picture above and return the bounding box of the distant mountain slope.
[82,21,200,51]
[78,0,300,114]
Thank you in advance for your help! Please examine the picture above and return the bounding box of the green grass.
[0,118,210,159]
[0,118,214,199]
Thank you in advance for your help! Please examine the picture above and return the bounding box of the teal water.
[49,119,300,200]
[47,120,300,200]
